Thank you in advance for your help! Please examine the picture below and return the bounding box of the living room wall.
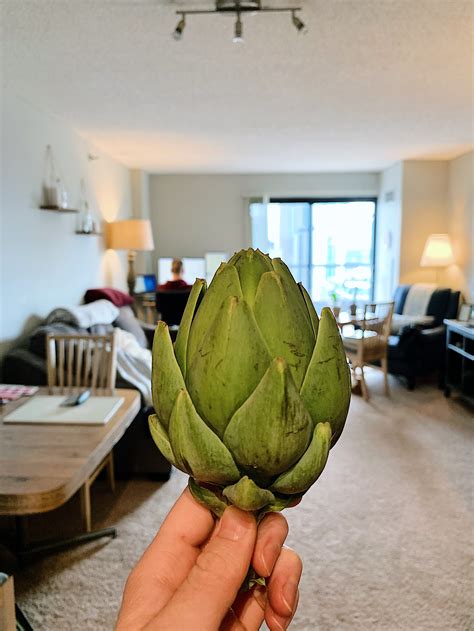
[445,151,474,302]
[148,172,380,266]
[0,89,132,354]
[398,153,473,302]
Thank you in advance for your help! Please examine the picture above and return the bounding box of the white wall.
[399,161,449,285]
[0,89,132,351]
[444,151,473,301]
[374,163,403,300]
[149,172,380,266]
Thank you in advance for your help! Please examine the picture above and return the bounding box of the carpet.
[11,373,474,630]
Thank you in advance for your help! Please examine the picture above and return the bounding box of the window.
[250,198,376,306]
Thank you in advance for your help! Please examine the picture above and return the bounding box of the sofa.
[387,284,460,389]
[1,297,171,480]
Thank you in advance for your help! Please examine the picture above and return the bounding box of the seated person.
[158,258,191,291]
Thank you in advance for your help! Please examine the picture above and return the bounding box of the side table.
[443,319,474,405]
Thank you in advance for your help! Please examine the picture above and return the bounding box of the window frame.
[269,197,378,301]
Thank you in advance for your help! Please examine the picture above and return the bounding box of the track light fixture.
[291,10,307,34]
[173,14,186,40]
[233,13,244,43]
[172,1,307,43]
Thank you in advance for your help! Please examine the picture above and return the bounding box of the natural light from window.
[250,200,376,306]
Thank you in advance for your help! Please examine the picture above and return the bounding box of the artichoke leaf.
[224,357,313,477]
[169,389,241,485]
[300,307,351,444]
[254,271,314,389]
[187,295,271,437]
[187,264,243,367]
[223,476,275,511]
[271,422,331,494]
[271,258,312,328]
[174,278,206,377]
[152,321,185,429]
[299,283,319,339]
[227,248,273,307]
[148,413,179,469]
[188,478,229,518]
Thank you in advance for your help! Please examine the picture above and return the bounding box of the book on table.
[3,395,124,425]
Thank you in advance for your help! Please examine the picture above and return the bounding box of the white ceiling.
[2,0,473,173]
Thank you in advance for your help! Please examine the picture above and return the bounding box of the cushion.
[393,285,411,314]
[426,288,451,324]
[391,314,434,335]
[402,284,436,317]
[84,287,133,307]
[114,306,148,349]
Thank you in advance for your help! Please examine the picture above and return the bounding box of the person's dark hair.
[171,258,183,275]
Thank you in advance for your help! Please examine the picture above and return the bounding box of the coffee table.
[0,388,140,562]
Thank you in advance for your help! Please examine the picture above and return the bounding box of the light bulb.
[233,15,243,43]
[173,16,186,40]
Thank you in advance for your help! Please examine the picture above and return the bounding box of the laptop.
[134,274,157,294]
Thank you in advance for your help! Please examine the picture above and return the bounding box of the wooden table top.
[336,311,380,328]
[0,388,140,516]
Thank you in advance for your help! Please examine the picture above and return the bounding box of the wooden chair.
[46,332,117,532]
[342,302,395,401]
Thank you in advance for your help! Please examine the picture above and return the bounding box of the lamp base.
[127,251,136,296]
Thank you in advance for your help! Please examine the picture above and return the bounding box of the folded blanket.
[402,284,436,317]
[391,314,435,334]
[46,300,119,329]
[115,328,152,405]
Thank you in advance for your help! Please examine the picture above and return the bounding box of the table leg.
[16,527,117,565]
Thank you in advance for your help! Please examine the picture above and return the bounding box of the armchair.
[387,284,460,389]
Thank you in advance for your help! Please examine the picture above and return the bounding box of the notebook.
[3,395,124,425]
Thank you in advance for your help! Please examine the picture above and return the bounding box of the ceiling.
[2,0,473,173]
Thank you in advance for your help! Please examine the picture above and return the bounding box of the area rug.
[13,374,474,630]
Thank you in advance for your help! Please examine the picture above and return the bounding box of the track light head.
[291,10,307,34]
[173,15,186,40]
[233,15,244,43]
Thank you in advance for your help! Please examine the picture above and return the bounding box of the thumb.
[157,507,257,630]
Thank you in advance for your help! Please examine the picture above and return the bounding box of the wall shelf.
[40,205,79,214]
[75,231,103,236]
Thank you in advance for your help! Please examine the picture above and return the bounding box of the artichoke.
[149,248,351,517]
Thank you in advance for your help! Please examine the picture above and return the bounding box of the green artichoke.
[149,248,351,517]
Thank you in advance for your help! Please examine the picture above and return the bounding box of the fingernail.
[261,541,280,576]
[281,579,298,616]
[216,507,253,541]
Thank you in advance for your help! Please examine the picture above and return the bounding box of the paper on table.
[3,396,124,425]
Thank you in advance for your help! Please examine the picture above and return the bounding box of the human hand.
[116,488,302,631]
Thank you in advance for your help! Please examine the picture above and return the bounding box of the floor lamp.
[108,219,155,296]
[420,233,454,284]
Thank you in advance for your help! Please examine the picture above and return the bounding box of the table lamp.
[108,219,155,296]
[420,233,454,284]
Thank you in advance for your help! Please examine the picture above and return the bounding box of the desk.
[0,388,140,561]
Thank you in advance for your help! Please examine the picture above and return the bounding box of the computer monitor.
[134,273,157,294]
[205,252,228,283]
[157,257,206,286]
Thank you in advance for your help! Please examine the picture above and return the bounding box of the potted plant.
[349,287,358,316]
[330,290,341,319]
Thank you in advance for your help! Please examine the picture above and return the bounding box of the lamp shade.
[420,234,454,267]
[108,219,154,251]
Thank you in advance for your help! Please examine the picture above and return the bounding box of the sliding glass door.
[250,198,376,306]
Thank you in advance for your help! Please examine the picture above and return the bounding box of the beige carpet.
[9,373,474,630]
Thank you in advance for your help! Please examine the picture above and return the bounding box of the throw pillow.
[84,287,134,307]
[114,306,148,349]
